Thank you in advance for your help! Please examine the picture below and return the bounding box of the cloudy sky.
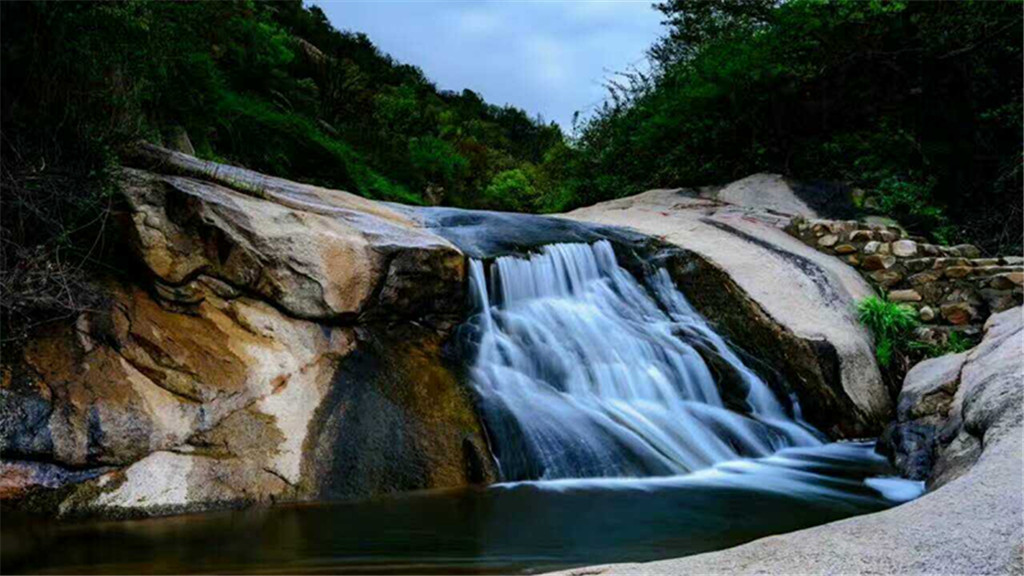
[311,1,665,131]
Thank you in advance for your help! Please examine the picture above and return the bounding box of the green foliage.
[408,137,469,193]
[1,0,566,212]
[943,332,975,355]
[857,296,919,367]
[568,0,1023,253]
[908,330,977,358]
[483,169,538,212]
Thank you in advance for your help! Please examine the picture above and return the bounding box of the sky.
[311,1,666,131]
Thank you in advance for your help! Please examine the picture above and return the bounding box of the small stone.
[978,289,1019,313]
[818,234,839,248]
[968,266,1001,278]
[945,266,972,279]
[918,306,936,322]
[878,242,892,255]
[889,289,922,302]
[845,255,861,266]
[933,258,969,269]
[863,241,881,255]
[949,244,982,259]
[990,272,1024,290]
[849,230,875,242]
[973,258,1000,267]
[879,230,900,242]
[905,258,935,273]
[908,270,943,286]
[920,244,942,256]
[940,302,978,325]
[812,224,828,236]
[917,282,949,304]
[834,244,857,254]
[862,254,897,271]
[891,240,918,258]
[870,269,904,287]
[1001,256,1024,266]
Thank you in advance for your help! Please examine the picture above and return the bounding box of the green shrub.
[857,295,919,367]
[908,330,977,358]
[482,169,538,212]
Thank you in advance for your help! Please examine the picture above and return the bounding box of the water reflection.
[3,442,920,575]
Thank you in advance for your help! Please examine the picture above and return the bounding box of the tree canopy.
[568,0,1022,253]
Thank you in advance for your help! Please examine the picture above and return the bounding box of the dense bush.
[567,0,1023,254]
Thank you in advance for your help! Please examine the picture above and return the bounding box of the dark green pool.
[2,442,921,575]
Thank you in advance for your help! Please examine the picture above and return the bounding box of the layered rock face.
[1,145,493,517]
[563,175,891,438]
[558,306,1023,576]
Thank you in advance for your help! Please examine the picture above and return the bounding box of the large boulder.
[880,351,967,480]
[564,181,889,438]
[1,145,491,518]
[556,307,1023,576]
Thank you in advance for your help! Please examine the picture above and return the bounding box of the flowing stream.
[3,240,923,574]
[466,240,822,481]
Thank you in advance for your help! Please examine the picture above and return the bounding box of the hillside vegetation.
[1,0,1021,338]
[571,0,1022,253]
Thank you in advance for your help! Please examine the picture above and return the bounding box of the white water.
[467,240,824,481]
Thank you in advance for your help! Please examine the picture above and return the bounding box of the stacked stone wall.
[786,216,1023,339]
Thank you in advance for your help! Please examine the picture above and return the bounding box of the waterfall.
[466,240,822,482]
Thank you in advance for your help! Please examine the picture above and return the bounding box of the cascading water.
[8,237,926,575]
[466,240,824,481]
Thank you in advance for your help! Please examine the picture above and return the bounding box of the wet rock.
[0,461,110,501]
[834,244,857,254]
[818,234,839,247]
